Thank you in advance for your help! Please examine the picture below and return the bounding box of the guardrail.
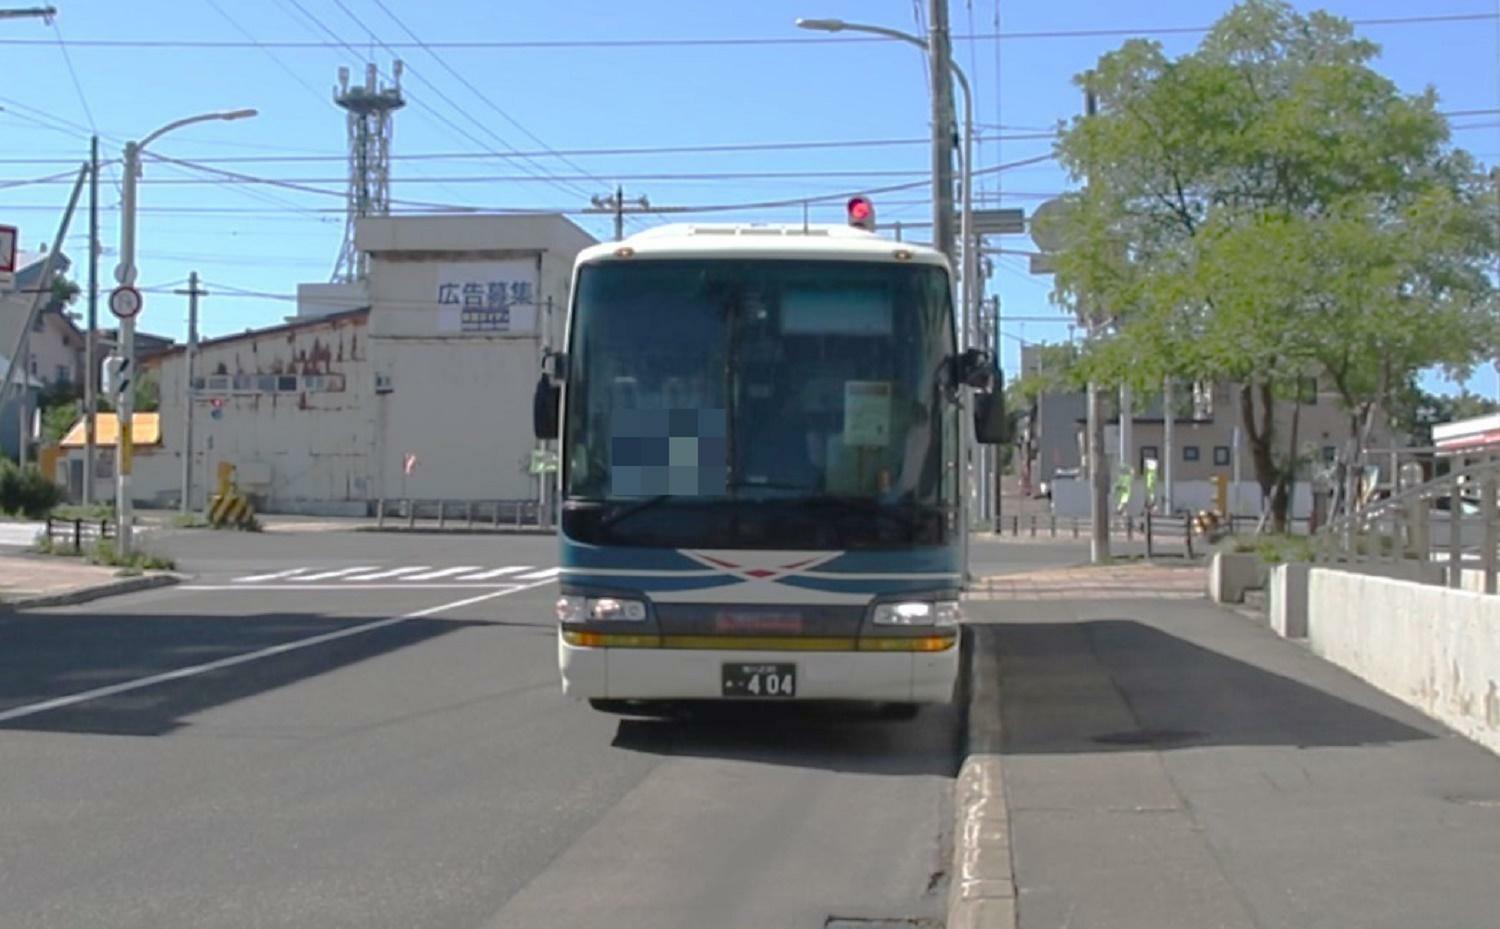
[1314,456,1499,593]
[374,499,549,531]
[44,516,116,554]
[988,510,1205,559]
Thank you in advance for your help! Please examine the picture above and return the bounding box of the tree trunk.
[1276,396,1302,534]
[1239,382,1294,532]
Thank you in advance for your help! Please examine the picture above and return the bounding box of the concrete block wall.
[1307,568,1500,756]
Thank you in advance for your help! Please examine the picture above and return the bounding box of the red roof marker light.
[847,196,876,231]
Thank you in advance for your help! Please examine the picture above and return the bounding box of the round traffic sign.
[108,285,143,320]
[1028,198,1071,253]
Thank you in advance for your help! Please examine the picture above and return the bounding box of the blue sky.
[2,0,1497,395]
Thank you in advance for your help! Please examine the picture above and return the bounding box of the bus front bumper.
[557,631,959,704]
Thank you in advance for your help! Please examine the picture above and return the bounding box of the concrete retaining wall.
[1307,568,1500,756]
[1208,552,1266,604]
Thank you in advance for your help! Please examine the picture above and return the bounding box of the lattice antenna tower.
[332,61,405,282]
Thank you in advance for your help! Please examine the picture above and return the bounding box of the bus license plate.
[721,663,796,698]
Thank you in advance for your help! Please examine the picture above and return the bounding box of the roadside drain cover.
[1092,728,1203,746]
[825,919,939,928]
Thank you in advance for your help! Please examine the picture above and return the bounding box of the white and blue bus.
[534,199,1004,712]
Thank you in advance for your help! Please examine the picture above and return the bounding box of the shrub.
[0,459,20,514]
[16,467,63,518]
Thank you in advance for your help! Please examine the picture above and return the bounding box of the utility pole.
[589,186,649,241]
[0,166,87,420]
[174,272,205,513]
[1163,375,1175,514]
[1084,81,1110,563]
[84,135,99,506]
[928,0,957,272]
[116,138,141,557]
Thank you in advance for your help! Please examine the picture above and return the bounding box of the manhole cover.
[1092,728,1203,746]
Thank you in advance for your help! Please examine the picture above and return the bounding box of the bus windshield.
[562,258,958,550]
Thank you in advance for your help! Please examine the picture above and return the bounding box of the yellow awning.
[58,412,162,449]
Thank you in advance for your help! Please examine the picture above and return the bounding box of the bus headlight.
[871,600,962,627]
[556,595,649,623]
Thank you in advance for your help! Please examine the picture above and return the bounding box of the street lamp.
[794,17,976,357]
[113,108,256,556]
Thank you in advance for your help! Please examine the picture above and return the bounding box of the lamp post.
[114,108,256,556]
[795,17,975,356]
[797,16,985,526]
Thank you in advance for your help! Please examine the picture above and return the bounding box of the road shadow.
[0,610,482,736]
[610,700,961,777]
[984,620,1434,754]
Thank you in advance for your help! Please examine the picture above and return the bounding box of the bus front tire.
[880,702,920,720]
[588,699,633,714]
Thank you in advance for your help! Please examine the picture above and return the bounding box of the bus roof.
[574,223,951,269]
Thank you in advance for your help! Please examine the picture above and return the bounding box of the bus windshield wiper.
[799,495,918,531]
[598,494,674,529]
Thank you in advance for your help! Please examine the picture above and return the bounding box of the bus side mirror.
[533,372,561,440]
[974,390,1007,445]
[534,352,568,440]
[953,348,997,390]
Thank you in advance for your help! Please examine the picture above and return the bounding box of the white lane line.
[291,566,379,582]
[402,566,484,582]
[233,567,312,583]
[180,583,533,591]
[341,566,431,582]
[0,582,553,725]
[514,567,561,581]
[453,566,531,581]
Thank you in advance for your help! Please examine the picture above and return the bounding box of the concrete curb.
[948,624,1017,929]
[0,572,184,612]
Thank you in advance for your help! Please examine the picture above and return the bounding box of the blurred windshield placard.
[843,381,893,447]
[781,287,892,336]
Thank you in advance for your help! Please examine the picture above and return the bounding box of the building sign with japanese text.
[435,260,539,334]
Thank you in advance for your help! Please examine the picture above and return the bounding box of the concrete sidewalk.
[967,589,1500,929]
[0,553,179,609]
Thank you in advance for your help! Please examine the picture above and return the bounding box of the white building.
[136,214,595,513]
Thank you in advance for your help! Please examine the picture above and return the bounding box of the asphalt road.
[0,527,967,929]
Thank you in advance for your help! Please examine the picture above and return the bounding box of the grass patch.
[170,512,212,529]
[50,503,115,521]
[33,535,79,557]
[86,539,175,572]
[1219,533,1316,565]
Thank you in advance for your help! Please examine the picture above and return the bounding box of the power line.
[285,0,595,205]
[0,153,1058,218]
[0,133,1050,166]
[1,14,1489,49]
[201,0,330,103]
[361,0,613,202]
[0,168,951,186]
[48,17,97,133]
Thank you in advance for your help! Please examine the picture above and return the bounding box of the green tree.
[97,371,159,414]
[1042,0,1498,529]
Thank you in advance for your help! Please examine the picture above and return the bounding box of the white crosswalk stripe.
[230,564,556,586]
[400,566,484,581]
[233,568,310,583]
[294,566,380,581]
[342,566,432,581]
[514,567,562,581]
[454,566,531,581]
